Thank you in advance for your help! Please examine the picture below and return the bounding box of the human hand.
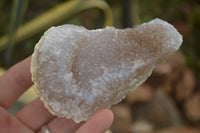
[0,57,114,133]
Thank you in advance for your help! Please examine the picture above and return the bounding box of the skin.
[0,56,114,133]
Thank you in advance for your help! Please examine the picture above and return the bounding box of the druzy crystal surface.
[31,18,183,123]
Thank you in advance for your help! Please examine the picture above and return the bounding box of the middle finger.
[16,98,55,131]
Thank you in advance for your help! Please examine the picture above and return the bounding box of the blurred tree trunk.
[122,0,132,28]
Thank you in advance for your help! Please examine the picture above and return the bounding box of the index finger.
[0,56,33,109]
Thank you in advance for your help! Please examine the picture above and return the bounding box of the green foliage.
[5,0,28,66]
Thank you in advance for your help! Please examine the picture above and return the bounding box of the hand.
[0,57,114,133]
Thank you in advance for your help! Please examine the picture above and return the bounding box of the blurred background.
[0,0,200,132]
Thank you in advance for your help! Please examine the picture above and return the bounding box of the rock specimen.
[31,18,182,123]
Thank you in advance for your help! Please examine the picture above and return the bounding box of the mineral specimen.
[31,18,183,123]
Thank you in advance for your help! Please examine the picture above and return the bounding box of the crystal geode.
[31,18,183,123]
